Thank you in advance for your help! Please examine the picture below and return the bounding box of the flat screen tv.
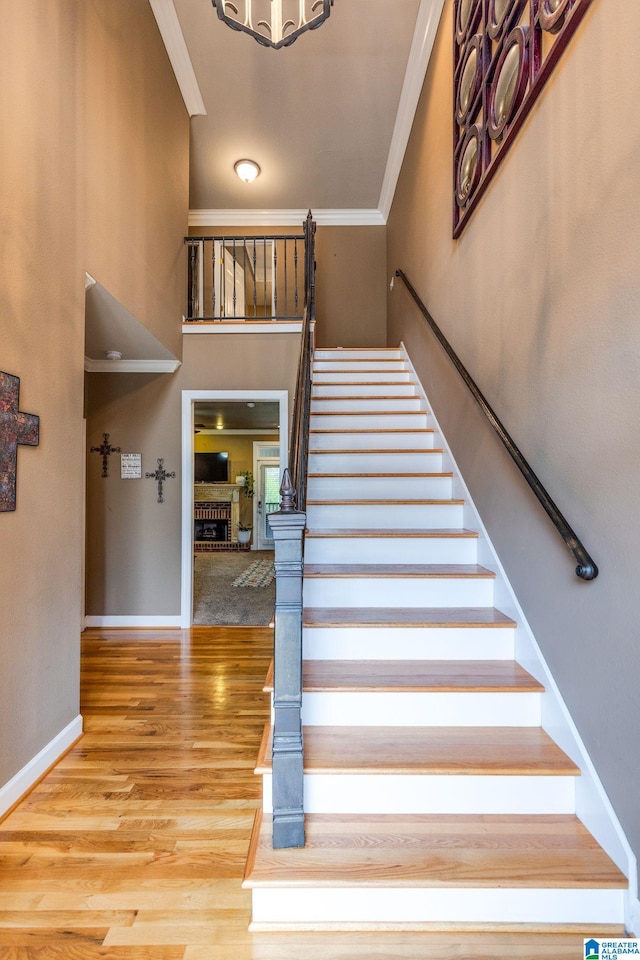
[194,451,229,483]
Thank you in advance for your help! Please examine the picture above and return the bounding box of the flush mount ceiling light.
[212,0,334,50]
[234,159,260,183]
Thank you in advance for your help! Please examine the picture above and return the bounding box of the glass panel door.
[256,462,280,550]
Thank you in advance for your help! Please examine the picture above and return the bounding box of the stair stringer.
[400,341,639,934]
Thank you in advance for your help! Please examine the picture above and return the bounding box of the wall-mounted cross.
[145,458,176,503]
[90,433,121,478]
[0,371,40,512]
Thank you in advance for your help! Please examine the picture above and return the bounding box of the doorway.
[253,445,280,550]
[181,389,288,627]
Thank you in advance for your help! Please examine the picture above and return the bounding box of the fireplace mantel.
[194,483,241,503]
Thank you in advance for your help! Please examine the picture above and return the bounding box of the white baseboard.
[84,616,182,628]
[627,894,640,936]
[0,715,83,818]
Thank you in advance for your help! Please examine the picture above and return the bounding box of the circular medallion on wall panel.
[488,26,530,141]
[456,35,483,125]
[538,0,571,34]
[456,126,482,207]
[487,0,516,39]
[456,0,478,44]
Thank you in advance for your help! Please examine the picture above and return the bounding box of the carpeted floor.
[192,550,276,625]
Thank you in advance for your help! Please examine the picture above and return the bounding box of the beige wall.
[85,334,298,615]
[0,3,85,785]
[388,0,640,882]
[0,2,188,791]
[85,1,188,358]
[314,226,386,347]
[189,224,387,347]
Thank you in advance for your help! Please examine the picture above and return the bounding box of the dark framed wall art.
[453,0,594,236]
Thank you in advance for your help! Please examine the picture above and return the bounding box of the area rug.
[232,558,275,588]
[192,550,275,626]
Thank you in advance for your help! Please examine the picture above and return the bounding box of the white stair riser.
[261,773,576,816]
[303,537,478,564]
[302,576,493,608]
[250,887,624,927]
[306,476,452,501]
[312,383,418,397]
[306,502,464,528]
[307,452,443,473]
[310,413,429,430]
[311,398,425,413]
[314,350,405,361]
[303,627,515,661]
[301,692,541,727]
[313,371,413,383]
[309,431,435,450]
[313,361,409,372]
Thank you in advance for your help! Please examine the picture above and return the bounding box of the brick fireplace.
[194,484,248,552]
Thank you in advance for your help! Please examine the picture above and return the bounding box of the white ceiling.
[151,0,445,223]
[195,400,280,432]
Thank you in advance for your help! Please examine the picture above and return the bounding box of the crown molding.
[148,0,206,117]
[378,0,446,221]
[84,358,182,373]
[188,208,386,228]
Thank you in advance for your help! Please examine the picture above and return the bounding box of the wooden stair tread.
[310,411,427,417]
[312,360,408,365]
[244,811,627,889]
[305,528,478,539]
[306,499,464,506]
[309,448,444,454]
[304,564,495,579]
[301,659,539,691]
[315,348,404,352]
[311,380,418,386]
[307,472,453,478]
[312,395,423,401]
[310,428,435,434]
[264,657,539,694]
[303,607,516,628]
[255,724,577,776]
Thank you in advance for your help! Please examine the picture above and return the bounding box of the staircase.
[244,346,628,931]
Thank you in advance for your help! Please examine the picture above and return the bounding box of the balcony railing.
[184,234,305,322]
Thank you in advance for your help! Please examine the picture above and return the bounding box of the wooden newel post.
[268,469,305,848]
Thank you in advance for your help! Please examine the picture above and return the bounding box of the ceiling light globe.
[234,159,260,183]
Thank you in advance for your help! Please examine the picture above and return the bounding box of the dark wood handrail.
[395,269,598,581]
[289,211,315,510]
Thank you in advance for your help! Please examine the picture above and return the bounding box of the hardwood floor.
[0,627,620,957]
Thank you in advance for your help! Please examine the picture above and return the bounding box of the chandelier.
[212,0,334,50]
